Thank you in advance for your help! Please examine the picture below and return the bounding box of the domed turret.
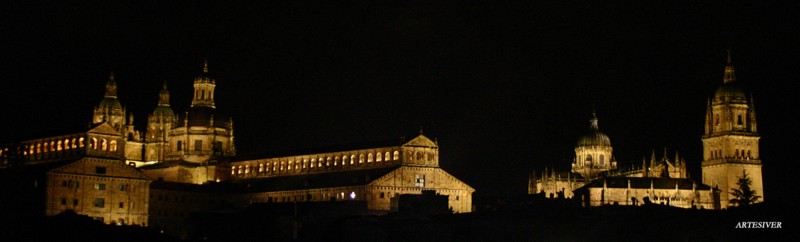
[577,113,611,147]
[93,72,126,130]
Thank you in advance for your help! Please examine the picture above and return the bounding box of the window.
[177,141,182,151]
[351,155,356,164]
[57,141,62,151]
[714,114,720,126]
[60,198,67,205]
[359,154,365,163]
[194,140,202,151]
[737,115,743,125]
[214,141,222,155]
[119,184,128,192]
[94,183,106,190]
[368,153,373,162]
[259,164,264,172]
[599,154,605,165]
[393,151,400,160]
[101,139,107,151]
[376,152,383,162]
[380,192,385,198]
[109,140,117,152]
[95,166,106,174]
[73,199,79,206]
[93,198,105,208]
[78,137,85,148]
[415,175,425,187]
[119,202,124,208]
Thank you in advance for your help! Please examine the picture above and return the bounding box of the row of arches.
[710,149,752,159]
[233,151,401,176]
[578,154,606,166]
[21,137,119,157]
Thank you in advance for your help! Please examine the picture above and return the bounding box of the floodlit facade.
[701,53,764,209]
[0,60,473,231]
[530,53,764,210]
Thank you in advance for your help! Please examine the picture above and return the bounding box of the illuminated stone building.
[701,53,764,208]
[528,54,764,210]
[0,59,473,231]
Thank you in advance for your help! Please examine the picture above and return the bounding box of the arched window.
[280,162,284,171]
[288,161,293,170]
[747,150,751,158]
[72,138,78,148]
[416,152,423,161]
[309,159,314,168]
[586,154,593,166]
[368,153,373,162]
[326,157,331,166]
[343,156,348,165]
[231,166,236,175]
[334,157,339,166]
[101,139,108,151]
[91,138,98,149]
[599,154,605,165]
[359,154,365,163]
[273,162,277,171]
[109,141,117,152]
[393,151,399,160]
[302,159,307,169]
[376,152,382,162]
[385,152,391,161]
[43,142,48,153]
[259,163,264,172]
[237,166,243,174]
[79,137,85,148]
[351,155,356,164]
[735,149,739,158]
[318,158,322,167]
[65,139,70,150]
[245,165,250,173]
[57,141,63,151]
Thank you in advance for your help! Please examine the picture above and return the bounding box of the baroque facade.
[0,60,474,232]
[529,53,764,209]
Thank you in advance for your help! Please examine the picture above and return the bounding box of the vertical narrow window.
[368,153,373,162]
[737,115,743,125]
[194,140,202,151]
[101,139,107,151]
[393,151,400,161]
[79,137,85,148]
[599,154,605,165]
[359,154,364,163]
[376,152,382,162]
[109,140,117,152]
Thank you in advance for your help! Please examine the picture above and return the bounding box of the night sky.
[2,1,797,202]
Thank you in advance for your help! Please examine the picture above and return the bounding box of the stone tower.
[167,60,236,163]
[572,112,616,180]
[146,82,176,162]
[701,52,763,209]
[92,72,127,131]
[191,59,216,108]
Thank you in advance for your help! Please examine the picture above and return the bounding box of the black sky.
[1,1,798,201]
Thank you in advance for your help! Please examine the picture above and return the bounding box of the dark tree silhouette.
[729,170,760,207]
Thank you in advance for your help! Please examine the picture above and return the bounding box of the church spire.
[158,81,170,107]
[105,71,117,98]
[723,50,736,84]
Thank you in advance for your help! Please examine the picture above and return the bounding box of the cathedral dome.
[714,82,746,100]
[97,97,123,111]
[577,130,611,147]
[178,106,230,128]
[152,106,174,118]
[577,113,611,147]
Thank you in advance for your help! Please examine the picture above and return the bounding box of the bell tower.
[701,51,763,208]
[191,60,216,108]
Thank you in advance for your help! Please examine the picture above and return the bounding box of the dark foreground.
[1,199,791,242]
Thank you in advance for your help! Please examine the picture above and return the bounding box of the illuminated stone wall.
[46,157,151,226]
